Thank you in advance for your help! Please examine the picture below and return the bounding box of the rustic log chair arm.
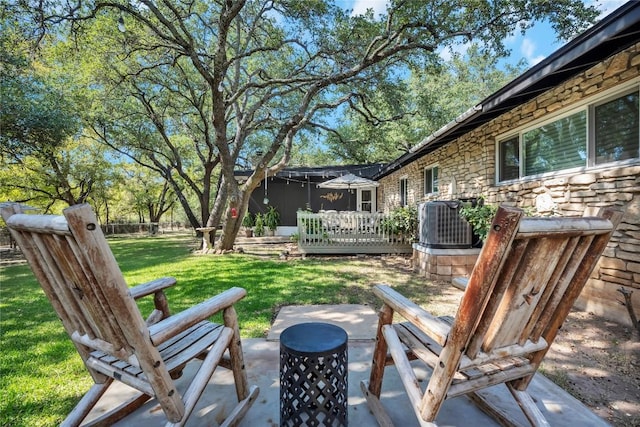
[129,277,177,325]
[148,286,247,346]
[374,284,451,347]
[129,276,177,299]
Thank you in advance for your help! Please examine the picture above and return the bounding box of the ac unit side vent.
[418,201,472,249]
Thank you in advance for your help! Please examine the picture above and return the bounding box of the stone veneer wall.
[412,247,480,282]
[381,42,640,325]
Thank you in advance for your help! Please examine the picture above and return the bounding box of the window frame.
[521,109,587,176]
[399,175,408,207]
[589,87,640,167]
[496,80,640,184]
[357,188,376,212]
[423,165,439,195]
[498,136,520,182]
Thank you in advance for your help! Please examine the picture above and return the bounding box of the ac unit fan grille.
[418,201,472,249]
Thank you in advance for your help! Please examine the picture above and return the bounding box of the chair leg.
[383,325,431,423]
[165,325,259,427]
[61,380,152,427]
[166,327,235,427]
[367,304,394,397]
[82,393,152,427]
[61,382,112,427]
[468,384,551,427]
[507,384,550,427]
[360,380,395,427]
[224,306,250,401]
[468,391,519,427]
[220,385,260,427]
[362,304,411,427]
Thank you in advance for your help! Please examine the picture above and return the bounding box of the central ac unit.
[418,201,473,249]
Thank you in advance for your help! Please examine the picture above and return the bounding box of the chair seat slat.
[89,320,225,387]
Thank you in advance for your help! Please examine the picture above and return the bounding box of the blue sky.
[337,0,627,68]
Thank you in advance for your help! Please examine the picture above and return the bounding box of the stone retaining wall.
[412,246,480,282]
[380,42,640,326]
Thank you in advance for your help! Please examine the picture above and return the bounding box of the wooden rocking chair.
[2,203,259,427]
[361,206,622,426]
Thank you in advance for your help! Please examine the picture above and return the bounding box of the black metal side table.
[280,322,348,426]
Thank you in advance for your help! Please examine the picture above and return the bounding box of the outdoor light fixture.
[263,169,269,204]
[117,16,126,33]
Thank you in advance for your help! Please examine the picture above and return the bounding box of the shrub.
[254,213,264,236]
[242,211,254,228]
[264,206,280,231]
[459,199,498,241]
[382,206,418,239]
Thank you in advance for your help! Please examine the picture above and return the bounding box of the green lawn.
[0,234,437,427]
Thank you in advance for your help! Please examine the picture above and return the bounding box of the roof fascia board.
[409,104,483,154]
[374,2,640,180]
[482,3,640,112]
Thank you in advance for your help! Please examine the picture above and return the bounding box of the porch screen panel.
[523,111,586,176]
[594,90,639,165]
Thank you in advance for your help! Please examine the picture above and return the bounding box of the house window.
[593,91,639,165]
[497,85,640,182]
[423,166,439,195]
[359,189,374,212]
[523,110,587,176]
[499,136,519,181]
[399,177,408,206]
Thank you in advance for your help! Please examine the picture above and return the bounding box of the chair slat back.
[450,206,622,361]
[3,204,149,360]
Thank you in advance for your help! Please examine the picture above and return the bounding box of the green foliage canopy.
[2,0,600,245]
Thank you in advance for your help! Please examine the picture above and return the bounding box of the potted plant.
[241,212,254,237]
[264,206,280,236]
[254,213,265,237]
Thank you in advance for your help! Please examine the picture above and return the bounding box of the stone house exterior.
[374,2,640,325]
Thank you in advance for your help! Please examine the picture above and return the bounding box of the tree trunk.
[166,174,201,230]
[215,195,249,252]
[213,176,255,252]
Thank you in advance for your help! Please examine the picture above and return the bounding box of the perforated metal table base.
[280,322,348,426]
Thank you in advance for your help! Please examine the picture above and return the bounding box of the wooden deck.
[297,211,412,254]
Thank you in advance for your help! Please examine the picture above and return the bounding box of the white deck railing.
[296,211,412,254]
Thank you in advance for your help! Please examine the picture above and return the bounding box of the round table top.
[280,322,348,355]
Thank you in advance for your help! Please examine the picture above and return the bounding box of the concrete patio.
[86,304,610,426]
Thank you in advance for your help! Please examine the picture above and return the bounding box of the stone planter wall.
[380,42,640,326]
[412,246,480,282]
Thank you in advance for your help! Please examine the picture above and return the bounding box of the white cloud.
[350,0,388,17]
[521,38,535,58]
[521,38,545,65]
[529,54,546,66]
